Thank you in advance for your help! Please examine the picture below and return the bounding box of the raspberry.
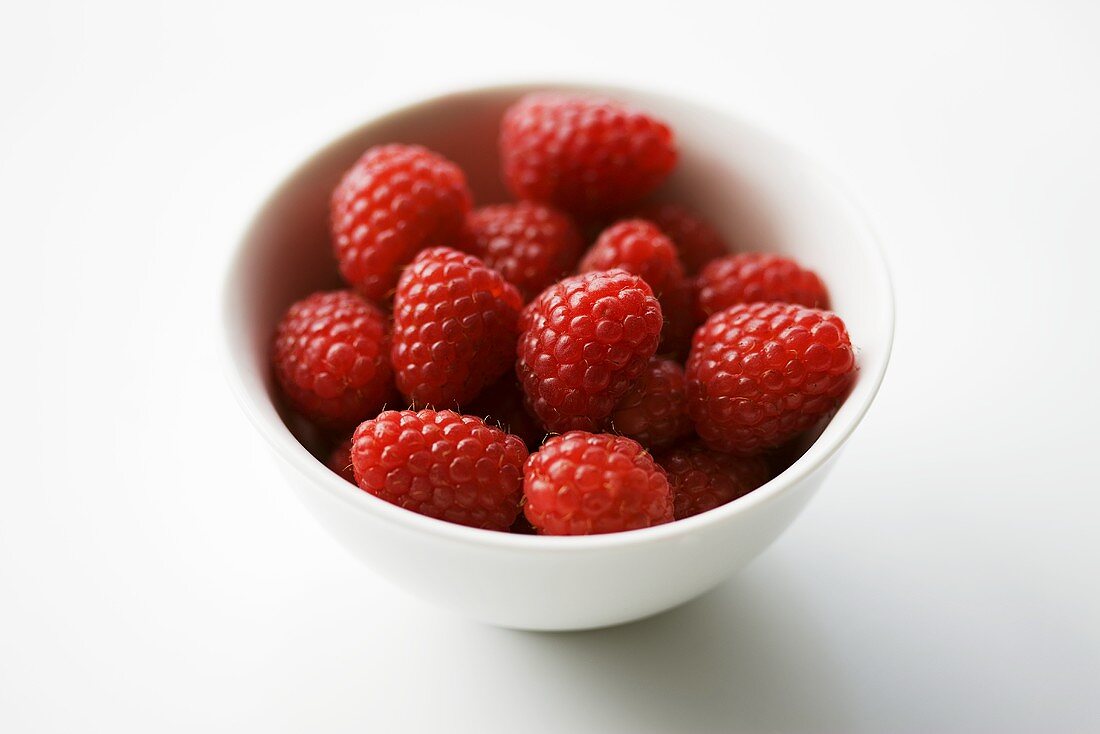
[465,202,583,301]
[327,439,355,483]
[500,93,677,216]
[350,410,527,531]
[635,202,729,275]
[656,277,699,358]
[523,432,673,535]
[391,247,523,409]
[580,220,684,298]
[686,303,855,455]
[331,144,472,301]
[696,253,829,320]
[272,290,396,430]
[609,358,692,450]
[579,219,694,354]
[466,375,546,450]
[657,441,771,519]
[517,270,663,433]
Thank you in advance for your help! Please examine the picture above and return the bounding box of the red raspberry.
[609,358,692,450]
[579,219,695,354]
[327,439,355,483]
[657,441,771,519]
[331,144,472,301]
[466,375,546,450]
[580,220,684,298]
[635,202,729,275]
[500,93,677,216]
[272,290,396,431]
[391,247,523,409]
[351,410,527,531]
[686,303,855,455]
[517,270,663,433]
[656,277,699,358]
[696,253,829,320]
[465,202,583,301]
[523,432,673,535]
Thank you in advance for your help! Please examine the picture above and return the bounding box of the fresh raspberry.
[609,358,692,450]
[523,432,673,535]
[696,253,829,320]
[465,202,584,301]
[350,410,527,531]
[466,375,546,450]
[500,93,677,216]
[579,219,695,354]
[272,290,396,430]
[656,277,699,358]
[391,247,523,409]
[517,270,663,433]
[686,303,855,455]
[331,144,472,301]
[657,441,771,519]
[635,202,729,275]
[327,439,355,483]
[580,220,684,298]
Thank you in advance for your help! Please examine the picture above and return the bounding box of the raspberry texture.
[523,432,673,535]
[391,247,523,408]
[331,144,472,301]
[351,410,527,530]
[517,270,663,433]
[580,220,684,298]
[656,277,698,358]
[466,375,546,450]
[579,219,694,354]
[272,290,395,430]
[500,93,677,216]
[327,439,356,483]
[658,441,771,519]
[686,303,855,455]
[696,253,829,320]
[609,358,692,450]
[636,202,729,275]
[465,202,583,301]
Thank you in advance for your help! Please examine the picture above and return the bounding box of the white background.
[3,0,1098,731]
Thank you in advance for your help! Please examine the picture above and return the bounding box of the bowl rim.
[220,80,895,552]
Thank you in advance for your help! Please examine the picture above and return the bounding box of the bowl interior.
[223,83,893,542]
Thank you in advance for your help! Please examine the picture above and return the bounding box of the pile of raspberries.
[272,92,856,536]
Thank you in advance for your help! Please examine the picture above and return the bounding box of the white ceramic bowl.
[221,83,894,631]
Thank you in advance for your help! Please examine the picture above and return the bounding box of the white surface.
[2,0,1098,730]
[224,83,894,630]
